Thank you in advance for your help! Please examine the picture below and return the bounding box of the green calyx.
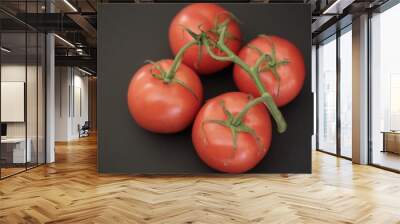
[151,62,200,101]
[146,39,197,84]
[146,42,200,101]
[209,15,241,44]
[201,100,263,151]
[182,17,240,70]
[249,36,290,97]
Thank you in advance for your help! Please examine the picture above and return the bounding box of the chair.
[78,121,90,138]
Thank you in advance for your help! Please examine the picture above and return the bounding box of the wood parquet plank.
[0,135,400,224]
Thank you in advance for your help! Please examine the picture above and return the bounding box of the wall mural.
[98,3,312,174]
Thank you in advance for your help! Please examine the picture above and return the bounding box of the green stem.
[202,26,287,133]
[203,35,266,93]
[164,40,197,81]
[260,93,287,133]
[202,37,232,62]
[232,93,286,133]
[232,95,266,126]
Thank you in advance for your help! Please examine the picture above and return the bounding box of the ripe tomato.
[127,59,203,133]
[192,92,272,173]
[169,3,242,75]
[233,36,305,107]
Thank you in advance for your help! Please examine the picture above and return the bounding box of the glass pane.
[27,31,38,169]
[371,4,400,171]
[340,29,352,158]
[38,33,45,165]
[318,37,337,154]
[1,31,27,178]
[312,46,317,150]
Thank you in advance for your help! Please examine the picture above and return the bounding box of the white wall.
[55,67,70,141]
[55,67,89,141]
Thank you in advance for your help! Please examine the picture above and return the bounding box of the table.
[381,131,400,154]
[1,138,31,163]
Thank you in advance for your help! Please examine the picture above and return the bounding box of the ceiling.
[0,0,391,74]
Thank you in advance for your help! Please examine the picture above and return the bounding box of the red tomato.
[169,3,242,75]
[233,36,305,107]
[192,92,272,173]
[127,59,203,133]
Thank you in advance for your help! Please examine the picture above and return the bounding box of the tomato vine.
[197,21,287,133]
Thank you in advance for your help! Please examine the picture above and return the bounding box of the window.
[317,36,337,154]
[316,25,353,159]
[370,3,400,171]
[339,28,352,158]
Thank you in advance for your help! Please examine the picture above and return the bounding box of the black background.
[98,3,312,173]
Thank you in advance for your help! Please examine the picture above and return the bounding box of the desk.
[382,131,400,154]
[1,138,31,163]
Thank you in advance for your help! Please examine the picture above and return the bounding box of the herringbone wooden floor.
[1,135,400,224]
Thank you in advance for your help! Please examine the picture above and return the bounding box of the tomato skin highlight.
[127,59,203,133]
[192,92,272,173]
[233,36,305,107]
[169,3,242,75]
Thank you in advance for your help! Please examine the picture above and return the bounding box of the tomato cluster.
[127,3,305,173]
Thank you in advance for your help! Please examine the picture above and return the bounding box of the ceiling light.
[1,47,11,53]
[76,48,85,55]
[54,34,75,48]
[78,67,93,76]
[63,0,78,12]
[322,0,343,14]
